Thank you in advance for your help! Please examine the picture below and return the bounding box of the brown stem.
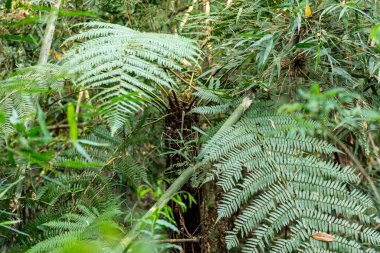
[168,69,194,87]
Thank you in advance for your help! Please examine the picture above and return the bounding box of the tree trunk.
[200,182,228,253]
[164,92,202,253]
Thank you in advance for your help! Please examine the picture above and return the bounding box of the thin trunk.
[179,0,198,32]
[38,0,61,65]
[164,94,201,252]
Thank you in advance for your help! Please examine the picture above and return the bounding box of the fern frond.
[202,104,380,252]
[0,64,64,136]
[63,22,200,134]
[26,205,121,253]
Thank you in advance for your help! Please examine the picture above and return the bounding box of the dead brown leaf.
[312,232,335,242]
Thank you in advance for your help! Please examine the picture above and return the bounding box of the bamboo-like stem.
[226,0,233,8]
[179,0,197,32]
[38,0,61,65]
[200,0,211,49]
[114,96,253,252]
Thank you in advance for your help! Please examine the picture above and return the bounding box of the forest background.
[1,0,380,252]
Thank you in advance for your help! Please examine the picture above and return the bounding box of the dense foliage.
[1,0,380,252]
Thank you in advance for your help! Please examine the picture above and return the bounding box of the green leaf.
[0,111,5,124]
[13,16,41,28]
[309,84,320,95]
[2,35,36,44]
[58,160,103,169]
[155,219,179,233]
[0,220,20,226]
[370,23,380,46]
[0,223,29,236]
[19,150,53,168]
[240,33,262,39]
[262,37,274,66]
[0,177,24,200]
[5,0,12,10]
[75,142,92,162]
[67,103,78,142]
[191,126,207,136]
[295,42,317,48]
[37,104,51,142]
[78,139,110,147]
[58,9,96,17]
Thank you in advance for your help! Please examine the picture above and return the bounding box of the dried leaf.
[312,232,335,242]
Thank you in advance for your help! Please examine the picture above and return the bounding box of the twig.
[167,69,194,88]
[156,238,199,243]
[47,122,87,130]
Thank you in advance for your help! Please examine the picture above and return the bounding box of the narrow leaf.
[67,103,78,142]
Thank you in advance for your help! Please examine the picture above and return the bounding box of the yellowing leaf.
[50,50,62,60]
[54,51,62,60]
[305,5,312,18]
[312,232,335,242]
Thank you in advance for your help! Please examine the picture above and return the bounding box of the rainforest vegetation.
[1,0,380,252]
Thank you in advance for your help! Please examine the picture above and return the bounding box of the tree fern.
[63,22,200,134]
[200,102,380,252]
